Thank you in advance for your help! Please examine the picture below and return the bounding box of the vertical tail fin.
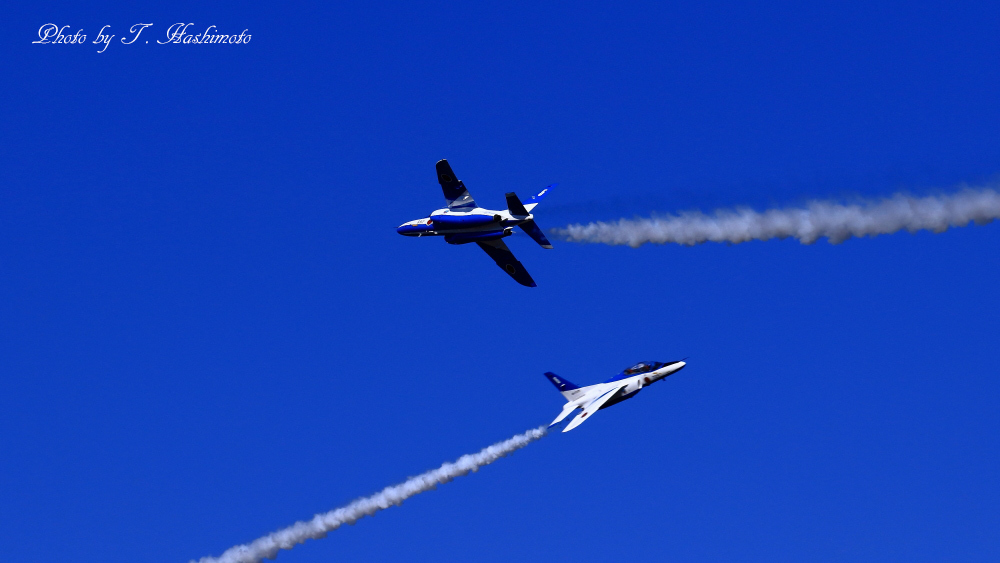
[544,372,585,401]
[523,184,556,212]
[544,372,578,391]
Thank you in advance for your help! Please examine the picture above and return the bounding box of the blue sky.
[2,1,998,561]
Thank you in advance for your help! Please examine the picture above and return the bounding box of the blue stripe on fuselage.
[603,360,684,382]
[430,214,500,228]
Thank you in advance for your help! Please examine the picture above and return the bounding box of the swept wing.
[436,159,476,209]
[476,239,536,287]
[562,384,628,432]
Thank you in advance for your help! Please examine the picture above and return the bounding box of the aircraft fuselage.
[400,159,553,286]
[397,207,536,245]
[547,360,687,432]
[574,360,686,408]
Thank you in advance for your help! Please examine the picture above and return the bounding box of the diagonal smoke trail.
[552,187,1000,247]
[193,426,548,563]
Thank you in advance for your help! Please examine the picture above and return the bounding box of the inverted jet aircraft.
[397,159,554,287]
[545,360,687,432]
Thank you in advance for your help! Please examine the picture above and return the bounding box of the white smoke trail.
[553,187,1000,247]
[194,426,548,563]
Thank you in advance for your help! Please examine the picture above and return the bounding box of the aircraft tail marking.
[523,184,555,212]
[544,372,579,392]
[545,372,590,401]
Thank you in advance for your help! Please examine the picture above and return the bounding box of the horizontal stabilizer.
[519,219,553,249]
[550,402,579,427]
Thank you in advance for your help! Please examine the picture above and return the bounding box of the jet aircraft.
[397,159,554,287]
[545,360,687,432]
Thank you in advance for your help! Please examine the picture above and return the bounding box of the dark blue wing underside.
[476,239,537,287]
[436,159,476,209]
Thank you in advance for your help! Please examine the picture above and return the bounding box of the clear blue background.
[2,1,998,561]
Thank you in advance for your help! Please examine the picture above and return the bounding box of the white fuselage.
[396,205,537,238]
[562,361,685,405]
[551,360,687,432]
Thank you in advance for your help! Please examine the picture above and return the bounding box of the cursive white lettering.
[121,23,153,44]
[33,22,251,49]
[158,22,194,44]
[32,23,59,43]
[32,24,86,44]
[92,25,114,53]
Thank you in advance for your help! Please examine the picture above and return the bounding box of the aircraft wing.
[436,159,477,209]
[562,384,627,432]
[476,239,537,287]
[549,402,579,427]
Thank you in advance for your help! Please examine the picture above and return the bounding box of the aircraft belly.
[598,388,640,409]
[444,230,509,245]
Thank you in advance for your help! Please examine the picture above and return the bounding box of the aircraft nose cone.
[397,223,419,236]
[398,220,432,236]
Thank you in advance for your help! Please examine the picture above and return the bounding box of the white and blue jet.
[545,360,687,432]
[397,159,554,287]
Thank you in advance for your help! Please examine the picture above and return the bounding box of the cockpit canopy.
[623,361,661,375]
